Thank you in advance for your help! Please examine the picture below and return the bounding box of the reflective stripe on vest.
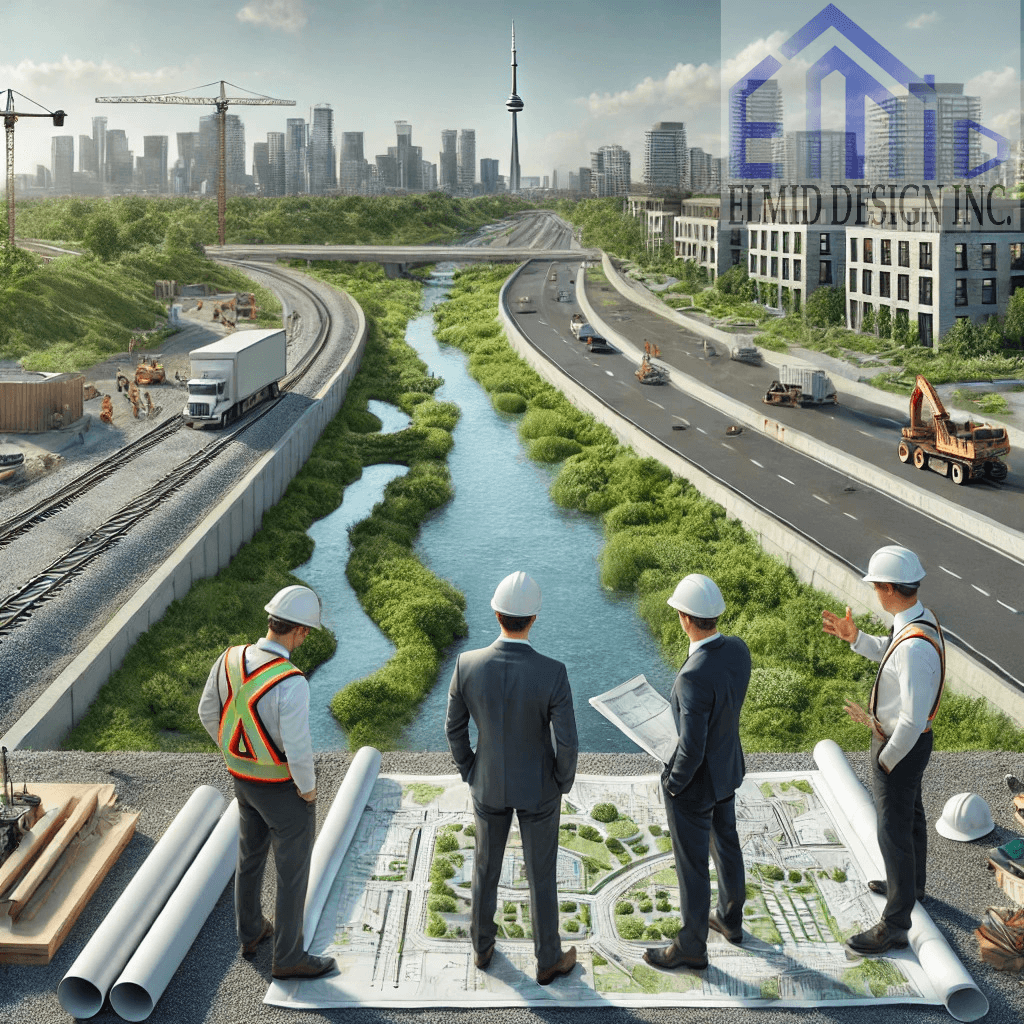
[217,645,304,783]
[869,616,946,731]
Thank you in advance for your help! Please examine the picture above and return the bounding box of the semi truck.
[763,365,837,407]
[183,329,287,428]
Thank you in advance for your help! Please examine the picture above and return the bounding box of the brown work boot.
[272,954,338,980]
[536,946,576,985]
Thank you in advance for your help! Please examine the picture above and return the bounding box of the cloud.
[905,12,939,29]
[236,0,307,34]
[578,61,720,118]
[0,55,186,92]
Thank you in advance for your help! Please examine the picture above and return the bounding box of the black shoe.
[867,879,925,901]
[708,910,742,944]
[536,946,576,985]
[241,917,273,958]
[474,942,495,970]
[272,954,338,980]
[845,922,908,956]
[642,944,708,971]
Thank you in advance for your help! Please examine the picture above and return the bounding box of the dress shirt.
[685,631,720,659]
[851,602,942,772]
[198,637,316,794]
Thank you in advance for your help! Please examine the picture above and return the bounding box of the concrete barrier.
[3,295,368,752]
[500,262,1023,726]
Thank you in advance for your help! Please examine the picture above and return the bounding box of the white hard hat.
[490,571,542,616]
[264,585,321,629]
[935,792,994,842]
[667,574,726,618]
[862,545,926,584]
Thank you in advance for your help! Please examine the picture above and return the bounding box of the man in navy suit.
[644,574,751,971]
[445,571,579,986]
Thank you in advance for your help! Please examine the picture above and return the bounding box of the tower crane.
[95,80,295,245]
[4,89,66,245]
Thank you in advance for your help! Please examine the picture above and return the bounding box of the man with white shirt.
[822,546,945,955]
[199,585,336,980]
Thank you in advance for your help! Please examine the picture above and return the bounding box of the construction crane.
[95,80,295,245]
[4,89,66,245]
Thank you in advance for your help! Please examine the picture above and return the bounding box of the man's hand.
[844,700,886,742]
[822,606,858,644]
[298,787,317,803]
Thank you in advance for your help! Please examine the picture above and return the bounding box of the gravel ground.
[2,749,1022,1024]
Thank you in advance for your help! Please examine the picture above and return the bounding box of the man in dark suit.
[644,574,751,971]
[445,571,579,986]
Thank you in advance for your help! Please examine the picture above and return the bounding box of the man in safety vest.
[822,545,945,955]
[199,585,336,980]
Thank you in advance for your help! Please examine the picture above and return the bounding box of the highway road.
[506,258,1024,693]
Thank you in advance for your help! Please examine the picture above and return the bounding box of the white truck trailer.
[763,365,837,407]
[183,329,287,428]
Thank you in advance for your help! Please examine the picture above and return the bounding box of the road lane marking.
[647,400,665,409]
[696,426,707,434]
[722,443,735,451]
[972,584,990,597]
[813,494,829,504]
[777,475,795,485]
[605,370,614,377]
[998,600,1019,613]
[939,566,962,579]
[858,430,872,438]
[672,415,689,425]
[843,512,857,520]
[750,459,764,468]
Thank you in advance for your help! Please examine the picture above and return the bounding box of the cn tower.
[506,22,523,192]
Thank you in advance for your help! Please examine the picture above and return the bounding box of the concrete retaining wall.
[500,262,1024,726]
[3,296,368,752]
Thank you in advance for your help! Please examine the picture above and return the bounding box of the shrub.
[528,435,584,462]
[832,868,847,883]
[649,824,663,836]
[428,894,457,912]
[759,864,785,881]
[559,901,578,913]
[492,391,527,414]
[616,916,644,940]
[506,923,525,938]
[426,912,447,937]
[578,825,602,842]
[656,899,671,912]
[592,802,619,823]
[503,901,517,914]
[436,833,459,853]
[605,838,625,854]
[564,919,580,932]
[788,870,802,883]
[430,858,455,883]
[615,901,634,915]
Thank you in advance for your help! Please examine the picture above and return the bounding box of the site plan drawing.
[266,744,985,1017]
[589,674,678,763]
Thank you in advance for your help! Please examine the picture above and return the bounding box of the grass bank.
[434,264,1024,754]
[67,263,467,753]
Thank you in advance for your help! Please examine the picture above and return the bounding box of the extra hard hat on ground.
[936,792,994,841]
[491,571,542,616]
[265,585,321,629]
[667,574,725,618]
[862,545,926,585]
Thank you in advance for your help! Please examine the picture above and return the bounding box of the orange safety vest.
[869,616,946,732]
[217,645,305,782]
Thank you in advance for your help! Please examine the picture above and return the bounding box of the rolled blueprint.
[58,785,227,1018]
[813,739,989,1022]
[302,745,382,945]
[108,799,239,1022]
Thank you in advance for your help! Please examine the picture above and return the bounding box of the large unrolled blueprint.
[813,740,988,1022]
[108,799,239,1022]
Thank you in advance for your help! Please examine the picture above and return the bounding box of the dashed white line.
[605,370,614,377]
[858,430,872,438]
[939,566,962,579]
[998,600,1019,614]
[696,426,707,434]
[647,400,665,409]
[843,512,857,520]
[722,443,735,451]
[972,584,990,597]
[813,494,829,504]
[672,415,690,425]
[777,475,795,485]
[750,459,764,468]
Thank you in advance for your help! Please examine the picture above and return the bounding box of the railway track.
[0,262,336,639]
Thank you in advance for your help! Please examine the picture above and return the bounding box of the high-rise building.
[390,120,423,191]
[267,132,286,196]
[480,158,499,193]
[285,118,307,194]
[51,136,74,193]
[729,78,782,181]
[176,132,199,192]
[783,129,850,184]
[458,129,476,195]
[688,147,715,193]
[439,129,458,192]
[253,141,270,195]
[194,113,247,192]
[92,116,108,185]
[643,121,688,192]
[340,132,366,193]
[422,160,437,191]
[142,136,168,192]
[78,134,95,175]
[106,129,132,189]
[310,103,337,194]
[591,145,631,196]
[578,166,591,195]
[506,23,524,192]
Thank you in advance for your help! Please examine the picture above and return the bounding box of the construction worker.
[198,585,337,980]
[822,545,944,955]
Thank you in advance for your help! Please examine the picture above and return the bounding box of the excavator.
[898,374,1010,485]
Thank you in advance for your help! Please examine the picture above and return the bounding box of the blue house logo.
[730,3,1010,181]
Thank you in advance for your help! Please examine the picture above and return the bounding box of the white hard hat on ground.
[667,574,726,618]
[265,585,322,629]
[862,545,926,584]
[935,792,994,841]
[491,571,542,616]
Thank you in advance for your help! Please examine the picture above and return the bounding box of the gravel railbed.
[2,749,1021,1024]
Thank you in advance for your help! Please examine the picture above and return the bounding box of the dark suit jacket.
[445,639,578,812]
[664,634,751,802]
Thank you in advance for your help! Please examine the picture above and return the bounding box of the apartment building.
[672,197,745,282]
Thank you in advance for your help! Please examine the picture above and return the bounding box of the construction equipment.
[730,343,762,366]
[898,374,1010,485]
[763,366,837,407]
[1,745,41,866]
[636,354,669,385]
[569,312,586,338]
[134,357,166,386]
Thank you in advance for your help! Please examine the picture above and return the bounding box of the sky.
[2,0,1020,183]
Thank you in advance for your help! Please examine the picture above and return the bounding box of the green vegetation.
[578,825,602,842]
[760,977,781,1000]
[592,953,608,967]
[788,870,802,883]
[436,833,459,853]
[648,824,662,836]
[791,779,813,794]
[832,868,848,883]
[426,912,447,938]
[408,783,446,805]
[616,915,645,940]
[591,803,619,823]
[605,817,640,839]
[615,901,634,915]
[843,957,907,997]
[559,901,578,912]
[757,864,785,882]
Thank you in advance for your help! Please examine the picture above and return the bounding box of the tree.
[83,212,126,262]
[892,308,910,346]
[861,304,875,335]
[591,802,618,822]
[1004,288,1024,348]
[941,317,982,357]
[876,304,892,340]
[804,285,845,327]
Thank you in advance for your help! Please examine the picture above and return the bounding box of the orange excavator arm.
[909,374,947,430]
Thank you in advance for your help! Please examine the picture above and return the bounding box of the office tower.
[176,132,199,192]
[285,118,307,194]
[578,166,591,194]
[688,147,715,192]
[36,165,51,188]
[590,145,631,196]
[643,121,688,191]
[194,113,247,192]
[92,116,108,184]
[440,129,458,192]
[267,132,286,196]
[552,168,557,191]
[506,22,523,192]
[105,129,132,189]
[391,120,423,191]
[783,129,850,184]
[310,103,337,194]
[458,128,476,195]
[375,153,398,189]
[51,136,74,193]
[480,158,499,193]
[422,160,437,191]
[340,131,366,193]
[253,141,270,194]
[730,78,782,180]
[142,136,168,192]
[78,134,95,175]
